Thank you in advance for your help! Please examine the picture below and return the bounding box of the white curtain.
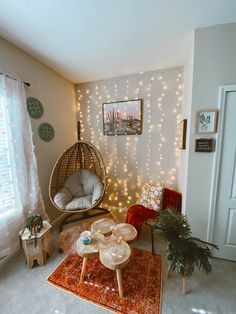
[0,74,47,259]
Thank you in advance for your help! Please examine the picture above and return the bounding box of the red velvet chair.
[126,188,182,254]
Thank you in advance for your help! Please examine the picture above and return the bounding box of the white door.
[213,90,236,261]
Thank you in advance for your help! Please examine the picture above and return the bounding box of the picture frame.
[179,119,187,149]
[102,99,143,136]
[195,110,218,134]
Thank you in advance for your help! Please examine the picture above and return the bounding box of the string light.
[76,68,183,207]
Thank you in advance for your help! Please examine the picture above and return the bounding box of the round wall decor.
[27,97,44,119]
[38,123,54,142]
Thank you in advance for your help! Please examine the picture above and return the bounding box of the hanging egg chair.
[49,122,109,231]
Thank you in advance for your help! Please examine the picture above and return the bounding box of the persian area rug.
[47,248,162,314]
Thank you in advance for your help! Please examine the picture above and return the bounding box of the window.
[0,95,16,214]
[0,74,46,259]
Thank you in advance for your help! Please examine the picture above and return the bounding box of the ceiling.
[0,0,236,83]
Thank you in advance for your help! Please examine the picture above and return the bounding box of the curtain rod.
[0,72,30,87]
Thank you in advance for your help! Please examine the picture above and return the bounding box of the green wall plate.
[38,123,54,142]
[27,97,44,119]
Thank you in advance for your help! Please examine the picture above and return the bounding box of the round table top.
[76,218,137,269]
[99,238,131,270]
[91,218,115,236]
[112,223,137,242]
[76,232,105,258]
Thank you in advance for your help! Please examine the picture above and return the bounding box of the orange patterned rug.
[47,248,162,314]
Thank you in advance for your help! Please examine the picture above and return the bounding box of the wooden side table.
[76,234,102,282]
[20,220,52,268]
[76,218,137,298]
[99,238,131,298]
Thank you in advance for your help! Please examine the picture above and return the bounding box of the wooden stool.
[20,221,52,268]
[76,234,101,282]
[99,238,131,298]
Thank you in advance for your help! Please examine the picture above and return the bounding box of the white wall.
[76,67,183,208]
[182,23,236,239]
[178,34,194,213]
[0,36,77,222]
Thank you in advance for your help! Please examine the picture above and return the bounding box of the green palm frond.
[154,209,218,278]
[154,208,191,241]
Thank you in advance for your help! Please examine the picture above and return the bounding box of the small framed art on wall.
[195,110,218,134]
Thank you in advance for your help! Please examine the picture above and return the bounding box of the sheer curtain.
[0,74,47,259]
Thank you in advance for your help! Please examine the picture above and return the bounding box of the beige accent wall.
[76,67,183,208]
[180,23,236,240]
[0,36,77,222]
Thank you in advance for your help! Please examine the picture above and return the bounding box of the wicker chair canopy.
[49,141,106,213]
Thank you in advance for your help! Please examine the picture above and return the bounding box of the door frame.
[207,84,236,242]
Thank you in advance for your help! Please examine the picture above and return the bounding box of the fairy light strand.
[76,68,183,207]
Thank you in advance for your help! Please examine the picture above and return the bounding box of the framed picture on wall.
[195,110,218,134]
[102,99,143,135]
[179,119,187,149]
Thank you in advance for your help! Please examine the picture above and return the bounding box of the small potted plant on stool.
[154,209,218,294]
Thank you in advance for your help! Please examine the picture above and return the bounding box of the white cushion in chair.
[80,169,102,196]
[65,195,93,210]
[92,181,104,204]
[54,187,72,209]
[53,169,103,210]
[64,172,85,197]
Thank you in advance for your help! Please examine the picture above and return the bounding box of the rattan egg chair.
[49,124,108,231]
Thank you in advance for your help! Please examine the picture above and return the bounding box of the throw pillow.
[140,183,163,211]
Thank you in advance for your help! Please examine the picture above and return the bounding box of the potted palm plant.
[154,209,218,294]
